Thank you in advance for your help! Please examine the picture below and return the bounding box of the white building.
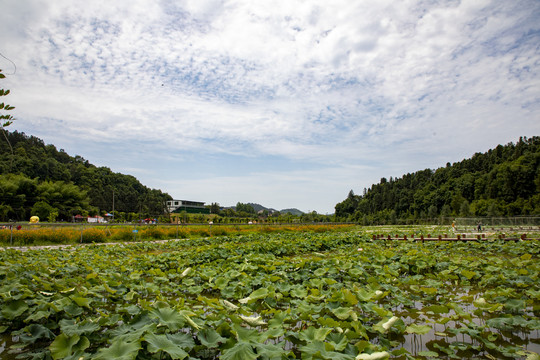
[166,200,208,214]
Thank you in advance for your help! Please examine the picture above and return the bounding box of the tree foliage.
[0,131,172,221]
[335,137,540,223]
[0,69,15,128]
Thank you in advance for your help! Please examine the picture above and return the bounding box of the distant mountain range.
[227,203,304,216]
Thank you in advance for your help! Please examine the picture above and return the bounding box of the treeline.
[335,136,540,224]
[0,131,171,221]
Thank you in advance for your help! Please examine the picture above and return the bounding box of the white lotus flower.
[181,267,191,277]
[382,316,399,331]
[239,315,266,326]
[222,300,239,311]
[356,351,390,360]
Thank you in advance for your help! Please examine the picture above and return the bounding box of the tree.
[1,69,15,172]
[236,202,255,215]
[0,69,15,128]
[31,201,55,221]
[208,202,221,215]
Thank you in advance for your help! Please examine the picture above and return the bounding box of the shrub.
[81,228,107,243]
[141,226,167,240]
[109,227,134,241]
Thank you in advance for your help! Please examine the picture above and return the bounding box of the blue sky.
[1,0,539,214]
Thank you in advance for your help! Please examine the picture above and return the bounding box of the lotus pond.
[0,228,538,359]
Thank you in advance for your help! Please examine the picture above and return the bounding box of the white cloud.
[1,0,539,213]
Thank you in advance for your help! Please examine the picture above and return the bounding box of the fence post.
[80,224,84,243]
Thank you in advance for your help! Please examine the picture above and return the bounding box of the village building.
[167,199,210,222]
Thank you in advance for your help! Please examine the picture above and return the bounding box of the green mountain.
[335,136,540,223]
[0,130,171,222]
[228,203,305,216]
[280,208,304,216]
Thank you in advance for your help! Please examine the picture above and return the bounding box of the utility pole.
[112,189,115,223]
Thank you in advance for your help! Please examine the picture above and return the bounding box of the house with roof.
[167,200,210,222]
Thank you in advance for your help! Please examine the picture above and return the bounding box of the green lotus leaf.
[505,298,525,312]
[342,288,358,306]
[144,333,189,360]
[19,324,54,344]
[94,339,141,360]
[356,288,375,302]
[150,307,185,331]
[221,341,258,360]
[331,307,358,321]
[179,309,201,330]
[405,323,432,335]
[524,351,540,360]
[239,287,269,304]
[314,268,328,277]
[299,340,355,360]
[1,299,28,319]
[49,333,80,360]
[197,328,227,348]
[215,277,229,288]
[261,325,285,341]
[391,348,410,357]
[24,309,51,322]
[126,305,141,315]
[432,342,453,356]
[368,304,392,317]
[290,286,308,298]
[461,269,476,280]
[526,289,540,299]
[297,326,332,342]
[326,332,349,351]
[253,341,288,360]
[59,319,100,336]
[420,287,438,295]
[473,298,503,312]
[125,290,137,300]
[64,303,84,317]
[423,304,449,314]
[233,324,262,342]
[417,350,439,357]
[167,332,195,350]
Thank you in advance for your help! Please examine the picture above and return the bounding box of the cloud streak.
[1,0,539,213]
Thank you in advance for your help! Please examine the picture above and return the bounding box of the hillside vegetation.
[0,131,171,221]
[335,136,540,223]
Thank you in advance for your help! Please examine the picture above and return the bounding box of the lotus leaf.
[221,341,258,360]
[144,333,189,359]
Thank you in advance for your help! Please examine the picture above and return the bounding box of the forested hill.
[0,130,171,221]
[335,136,540,223]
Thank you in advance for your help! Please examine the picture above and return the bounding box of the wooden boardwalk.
[371,233,532,242]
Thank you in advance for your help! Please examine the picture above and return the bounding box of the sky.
[1,0,539,214]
